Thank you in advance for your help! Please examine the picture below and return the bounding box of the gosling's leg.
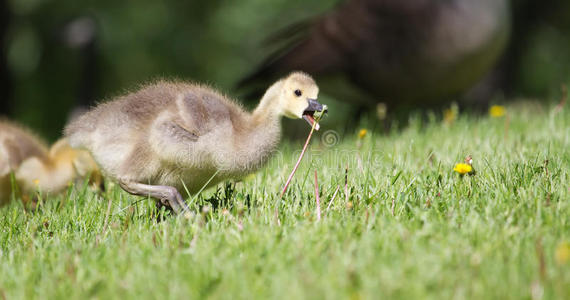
[118,180,192,217]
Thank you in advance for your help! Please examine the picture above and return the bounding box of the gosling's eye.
[294,89,302,97]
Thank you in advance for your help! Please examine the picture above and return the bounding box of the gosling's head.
[48,139,101,182]
[277,72,326,130]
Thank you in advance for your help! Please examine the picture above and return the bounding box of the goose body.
[240,0,510,107]
[0,120,100,205]
[65,72,324,214]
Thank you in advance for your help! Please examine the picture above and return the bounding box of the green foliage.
[5,0,570,142]
[1,103,568,299]
[5,0,337,140]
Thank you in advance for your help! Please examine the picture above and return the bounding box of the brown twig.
[314,170,321,221]
[280,121,318,198]
[276,120,319,225]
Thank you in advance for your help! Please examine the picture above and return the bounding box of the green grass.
[1,102,569,299]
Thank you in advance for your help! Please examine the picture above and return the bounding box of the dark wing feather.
[236,0,436,99]
[235,6,358,98]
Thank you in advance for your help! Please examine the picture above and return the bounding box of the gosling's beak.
[302,98,327,131]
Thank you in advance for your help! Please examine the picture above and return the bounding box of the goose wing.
[236,0,435,98]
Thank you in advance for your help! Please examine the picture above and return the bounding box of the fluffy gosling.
[0,120,101,205]
[65,72,325,214]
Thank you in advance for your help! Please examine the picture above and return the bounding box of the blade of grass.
[326,185,340,213]
[314,170,321,221]
[344,165,349,204]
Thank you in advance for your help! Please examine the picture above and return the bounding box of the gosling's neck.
[248,80,283,147]
[229,81,284,173]
[252,80,284,126]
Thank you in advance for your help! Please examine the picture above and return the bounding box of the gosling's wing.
[153,119,199,145]
[175,88,232,137]
[147,84,232,142]
[148,88,233,162]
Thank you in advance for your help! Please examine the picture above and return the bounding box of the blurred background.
[1,0,569,140]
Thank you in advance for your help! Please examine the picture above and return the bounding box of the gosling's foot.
[119,180,193,218]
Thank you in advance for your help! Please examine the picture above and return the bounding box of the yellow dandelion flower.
[453,163,473,175]
[358,129,367,139]
[33,179,40,186]
[489,105,506,117]
[555,241,570,265]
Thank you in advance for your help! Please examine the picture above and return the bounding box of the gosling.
[65,72,325,214]
[15,138,102,198]
[0,120,101,205]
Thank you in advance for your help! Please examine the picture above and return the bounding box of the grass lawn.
[1,102,569,299]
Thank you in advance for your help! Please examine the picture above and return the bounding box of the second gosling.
[0,120,101,205]
[65,72,325,214]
